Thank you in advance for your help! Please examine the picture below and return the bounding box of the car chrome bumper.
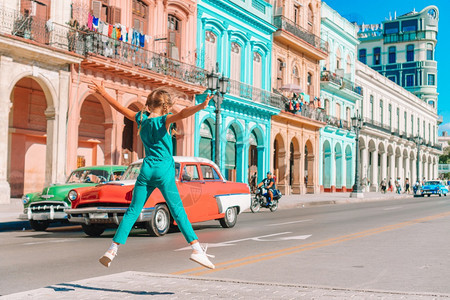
[20,206,68,221]
[65,207,154,225]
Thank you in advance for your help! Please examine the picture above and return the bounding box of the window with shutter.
[132,0,148,34]
[92,0,102,18]
[108,7,121,24]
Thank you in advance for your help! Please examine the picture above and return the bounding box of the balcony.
[273,15,328,60]
[383,30,437,44]
[320,71,363,100]
[0,7,207,93]
[228,79,283,109]
[81,31,207,91]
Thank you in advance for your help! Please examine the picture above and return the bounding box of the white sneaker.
[99,248,117,268]
[190,244,215,269]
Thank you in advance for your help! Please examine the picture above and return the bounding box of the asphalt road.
[1,195,449,296]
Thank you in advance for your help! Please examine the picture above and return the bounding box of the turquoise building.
[318,3,363,192]
[194,0,280,183]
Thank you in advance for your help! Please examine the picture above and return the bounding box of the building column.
[361,147,369,192]
[329,146,336,192]
[389,154,395,186]
[380,151,387,184]
[0,56,12,203]
[397,153,403,184]
[292,152,301,194]
[370,150,378,191]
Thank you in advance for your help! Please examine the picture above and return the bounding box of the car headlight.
[68,190,78,201]
[22,195,30,204]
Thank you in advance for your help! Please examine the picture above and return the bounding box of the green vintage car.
[20,165,127,231]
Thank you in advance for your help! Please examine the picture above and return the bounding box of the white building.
[355,60,441,190]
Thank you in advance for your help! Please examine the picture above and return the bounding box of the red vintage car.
[65,157,251,237]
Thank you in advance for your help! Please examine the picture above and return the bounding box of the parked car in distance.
[20,165,127,231]
[65,157,251,237]
[421,180,449,197]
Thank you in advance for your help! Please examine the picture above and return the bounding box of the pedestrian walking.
[395,177,401,194]
[404,178,410,194]
[381,178,387,194]
[88,81,215,269]
[388,177,393,192]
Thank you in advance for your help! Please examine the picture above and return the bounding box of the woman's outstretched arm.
[166,93,214,126]
[88,81,136,121]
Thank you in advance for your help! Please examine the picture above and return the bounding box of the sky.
[322,0,450,136]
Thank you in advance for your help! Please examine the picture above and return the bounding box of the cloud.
[439,122,450,132]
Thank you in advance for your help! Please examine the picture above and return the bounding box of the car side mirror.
[182,174,191,181]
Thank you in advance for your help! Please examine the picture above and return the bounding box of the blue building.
[318,3,363,192]
[195,0,280,183]
[357,6,438,109]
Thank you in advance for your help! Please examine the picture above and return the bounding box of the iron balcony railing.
[320,71,363,96]
[82,31,207,86]
[325,116,352,131]
[228,79,283,108]
[0,7,207,87]
[273,15,328,53]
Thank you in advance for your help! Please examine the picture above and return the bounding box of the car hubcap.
[155,210,168,230]
[227,208,236,223]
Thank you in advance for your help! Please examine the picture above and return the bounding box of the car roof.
[130,157,220,170]
[73,165,127,172]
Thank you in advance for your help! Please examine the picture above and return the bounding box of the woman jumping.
[88,81,215,269]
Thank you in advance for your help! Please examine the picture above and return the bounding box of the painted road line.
[174,232,292,251]
[172,211,450,276]
[266,219,312,226]
[383,206,403,211]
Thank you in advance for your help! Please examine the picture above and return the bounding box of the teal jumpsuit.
[113,112,198,245]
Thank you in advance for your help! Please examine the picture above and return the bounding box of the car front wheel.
[30,220,49,231]
[146,204,170,237]
[82,224,105,237]
[219,207,237,228]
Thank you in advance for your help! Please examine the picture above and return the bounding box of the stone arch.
[248,125,265,184]
[121,101,144,165]
[335,142,343,189]
[305,139,315,193]
[8,76,54,197]
[199,117,215,162]
[322,139,332,189]
[288,136,301,193]
[345,144,353,189]
[273,133,286,189]
[224,122,244,182]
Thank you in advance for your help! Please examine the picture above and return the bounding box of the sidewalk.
[0,192,412,225]
[3,271,448,299]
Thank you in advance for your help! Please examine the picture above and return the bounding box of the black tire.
[219,207,237,228]
[250,197,261,213]
[82,224,105,237]
[146,204,170,237]
[30,220,49,231]
[428,194,431,197]
[270,200,279,212]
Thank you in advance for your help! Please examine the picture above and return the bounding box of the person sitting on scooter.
[257,172,276,206]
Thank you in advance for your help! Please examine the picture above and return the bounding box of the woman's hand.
[200,93,215,110]
[88,80,106,97]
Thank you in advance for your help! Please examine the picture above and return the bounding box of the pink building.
[4,0,205,200]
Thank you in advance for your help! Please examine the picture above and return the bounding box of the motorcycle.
[250,187,282,213]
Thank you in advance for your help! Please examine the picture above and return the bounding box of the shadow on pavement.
[47,283,175,296]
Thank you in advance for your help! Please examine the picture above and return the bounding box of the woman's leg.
[113,181,156,245]
[158,172,198,243]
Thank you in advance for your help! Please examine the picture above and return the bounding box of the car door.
[177,163,205,222]
[199,163,223,216]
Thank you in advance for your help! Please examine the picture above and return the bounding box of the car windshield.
[122,162,181,180]
[67,169,111,184]
[425,181,440,186]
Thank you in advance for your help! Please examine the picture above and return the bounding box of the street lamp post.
[414,135,423,185]
[350,111,364,198]
[206,63,229,169]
